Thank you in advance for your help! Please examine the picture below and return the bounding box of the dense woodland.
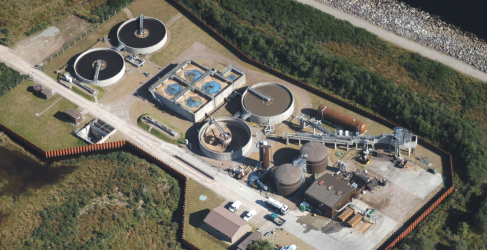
[0,149,183,250]
[0,62,25,98]
[178,0,487,248]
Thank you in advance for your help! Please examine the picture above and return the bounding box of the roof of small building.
[304,173,355,209]
[40,88,53,99]
[203,206,248,239]
[65,108,82,121]
[237,231,262,250]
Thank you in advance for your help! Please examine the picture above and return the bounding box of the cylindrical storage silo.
[273,163,303,196]
[300,141,329,174]
[259,141,271,169]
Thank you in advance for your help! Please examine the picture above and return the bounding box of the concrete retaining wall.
[198,117,252,161]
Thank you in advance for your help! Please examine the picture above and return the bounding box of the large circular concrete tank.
[274,163,303,196]
[317,104,367,134]
[241,82,294,125]
[300,141,329,174]
[117,15,167,54]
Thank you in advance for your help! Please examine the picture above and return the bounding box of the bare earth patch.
[12,15,92,66]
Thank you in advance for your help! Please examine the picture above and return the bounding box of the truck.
[271,213,287,226]
[266,197,289,215]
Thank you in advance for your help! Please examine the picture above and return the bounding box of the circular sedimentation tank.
[241,82,294,125]
[300,141,329,174]
[73,48,125,86]
[199,117,252,161]
[117,16,167,54]
[273,163,303,196]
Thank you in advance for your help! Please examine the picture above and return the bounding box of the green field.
[0,80,85,150]
[136,113,185,145]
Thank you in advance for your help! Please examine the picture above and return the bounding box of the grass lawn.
[136,113,185,144]
[0,80,85,150]
[71,86,95,102]
[185,178,227,250]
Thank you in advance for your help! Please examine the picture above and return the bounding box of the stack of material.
[345,213,363,228]
[337,207,354,222]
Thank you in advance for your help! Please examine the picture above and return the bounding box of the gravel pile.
[320,0,487,72]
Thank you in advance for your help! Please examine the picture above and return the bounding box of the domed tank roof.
[300,141,328,163]
[33,84,43,92]
[274,163,303,186]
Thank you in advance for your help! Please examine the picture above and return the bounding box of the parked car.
[229,200,241,212]
[244,210,256,221]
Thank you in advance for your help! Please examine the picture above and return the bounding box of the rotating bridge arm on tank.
[247,86,272,102]
[209,117,230,138]
[93,60,102,82]
[139,14,144,35]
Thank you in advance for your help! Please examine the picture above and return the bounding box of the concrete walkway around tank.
[296,0,487,82]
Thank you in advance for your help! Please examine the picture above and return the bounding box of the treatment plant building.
[149,60,245,122]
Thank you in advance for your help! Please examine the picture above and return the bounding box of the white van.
[229,200,241,212]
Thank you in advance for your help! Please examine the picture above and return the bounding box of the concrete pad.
[365,160,443,200]
[360,179,422,223]
[282,209,398,250]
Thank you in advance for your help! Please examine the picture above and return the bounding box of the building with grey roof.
[304,173,356,218]
[201,206,250,243]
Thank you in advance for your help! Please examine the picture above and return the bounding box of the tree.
[248,239,274,250]
[451,239,468,250]
[475,198,487,233]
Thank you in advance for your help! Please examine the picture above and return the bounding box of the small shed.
[201,206,250,243]
[40,88,54,100]
[237,231,263,250]
[65,108,82,125]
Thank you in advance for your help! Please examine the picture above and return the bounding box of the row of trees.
[179,0,487,248]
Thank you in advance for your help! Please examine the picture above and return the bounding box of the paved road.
[297,0,487,82]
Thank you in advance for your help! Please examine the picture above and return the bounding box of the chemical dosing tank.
[300,141,329,174]
[317,104,367,134]
[273,163,303,196]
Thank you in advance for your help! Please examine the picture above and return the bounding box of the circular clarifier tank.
[73,48,125,87]
[241,82,295,125]
[117,15,167,54]
[198,117,252,161]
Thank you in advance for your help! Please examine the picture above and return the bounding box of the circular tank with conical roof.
[273,163,303,196]
[300,141,329,174]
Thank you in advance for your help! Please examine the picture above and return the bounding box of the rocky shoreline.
[319,0,487,73]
